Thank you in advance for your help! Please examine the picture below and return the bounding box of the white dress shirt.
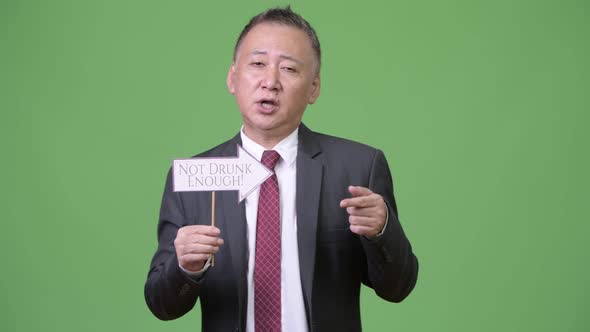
[240,127,308,332]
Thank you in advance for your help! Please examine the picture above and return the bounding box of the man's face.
[227,23,320,142]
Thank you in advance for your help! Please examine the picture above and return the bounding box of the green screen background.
[2,0,588,331]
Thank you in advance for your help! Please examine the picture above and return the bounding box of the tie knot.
[261,150,281,170]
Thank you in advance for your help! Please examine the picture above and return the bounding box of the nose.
[261,66,281,91]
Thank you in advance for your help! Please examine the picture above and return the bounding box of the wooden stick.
[211,191,216,227]
[211,191,215,267]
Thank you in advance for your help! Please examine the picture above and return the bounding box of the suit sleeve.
[360,149,419,302]
[144,168,204,320]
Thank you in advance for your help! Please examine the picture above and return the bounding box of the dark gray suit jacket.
[145,124,418,331]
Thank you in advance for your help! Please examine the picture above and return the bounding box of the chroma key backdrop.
[1,0,588,331]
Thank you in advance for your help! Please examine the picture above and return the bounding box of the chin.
[254,123,283,133]
[244,113,281,129]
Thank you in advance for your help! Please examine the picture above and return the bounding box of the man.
[145,6,418,332]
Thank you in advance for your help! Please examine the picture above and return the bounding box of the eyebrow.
[250,50,304,65]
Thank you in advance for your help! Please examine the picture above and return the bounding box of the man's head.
[233,6,321,74]
[227,7,322,146]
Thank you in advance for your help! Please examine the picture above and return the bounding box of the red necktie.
[255,150,282,332]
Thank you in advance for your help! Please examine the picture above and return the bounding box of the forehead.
[236,23,314,60]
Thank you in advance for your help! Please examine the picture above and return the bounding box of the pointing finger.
[340,195,374,208]
[348,185,373,197]
[346,206,376,217]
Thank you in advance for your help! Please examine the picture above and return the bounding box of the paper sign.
[173,145,273,202]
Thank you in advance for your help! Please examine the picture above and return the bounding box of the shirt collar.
[240,126,299,167]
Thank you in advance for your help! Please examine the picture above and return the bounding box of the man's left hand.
[340,186,387,238]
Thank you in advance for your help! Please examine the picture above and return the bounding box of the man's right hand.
[174,225,224,272]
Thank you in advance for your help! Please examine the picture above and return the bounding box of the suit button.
[179,283,190,296]
[381,247,393,262]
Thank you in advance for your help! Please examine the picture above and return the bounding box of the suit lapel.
[296,124,323,326]
[217,135,249,330]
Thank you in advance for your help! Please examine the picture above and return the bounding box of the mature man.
[145,6,418,332]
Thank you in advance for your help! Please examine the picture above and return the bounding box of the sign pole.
[211,191,216,267]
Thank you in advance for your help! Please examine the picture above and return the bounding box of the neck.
[243,124,299,149]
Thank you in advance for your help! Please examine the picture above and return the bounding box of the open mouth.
[257,98,279,112]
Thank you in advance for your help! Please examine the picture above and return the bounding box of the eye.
[282,66,297,73]
[250,61,265,67]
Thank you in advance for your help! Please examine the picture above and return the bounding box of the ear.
[307,74,321,104]
[226,63,236,95]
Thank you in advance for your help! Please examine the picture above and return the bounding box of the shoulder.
[317,132,377,152]
[188,135,239,158]
[304,127,381,160]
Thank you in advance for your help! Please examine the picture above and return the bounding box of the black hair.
[233,6,321,71]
